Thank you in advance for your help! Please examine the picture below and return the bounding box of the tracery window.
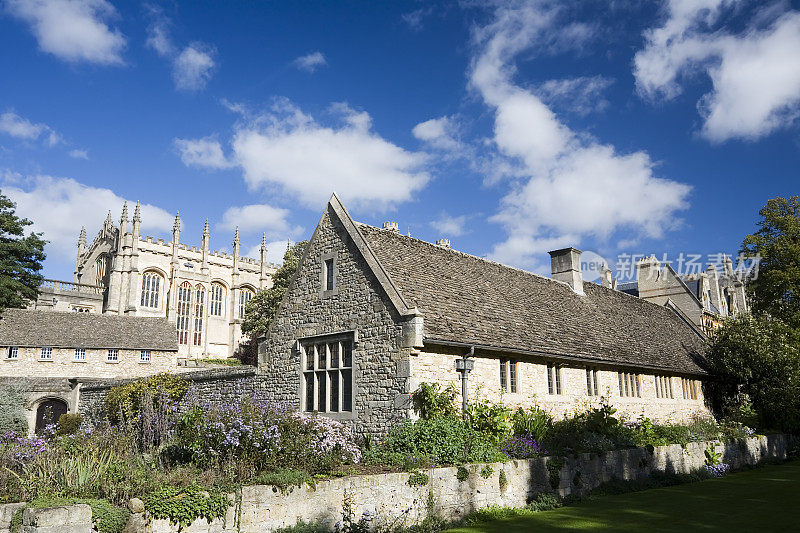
[140,271,162,309]
[95,254,109,288]
[177,282,192,345]
[193,285,205,346]
[210,283,225,316]
[239,288,254,319]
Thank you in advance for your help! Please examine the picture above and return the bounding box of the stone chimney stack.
[549,247,584,295]
[435,238,451,249]
[600,264,613,288]
[382,221,399,233]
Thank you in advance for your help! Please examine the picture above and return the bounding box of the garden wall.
[3,434,790,532]
[77,367,262,425]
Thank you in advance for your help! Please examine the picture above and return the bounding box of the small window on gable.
[325,259,334,291]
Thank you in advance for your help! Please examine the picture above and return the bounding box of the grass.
[447,461,800,532]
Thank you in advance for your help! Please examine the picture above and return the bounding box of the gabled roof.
[0,308,178,351]
[347,219,707,375]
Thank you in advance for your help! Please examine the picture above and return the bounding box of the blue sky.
[1,0,799,283]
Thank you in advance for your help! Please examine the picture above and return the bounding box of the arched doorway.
[35,398,68,433]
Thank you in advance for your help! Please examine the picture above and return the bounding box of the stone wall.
[411,344,711,423]
[6,435,786,532]
[259,208,413,436]
[77,367,261,425]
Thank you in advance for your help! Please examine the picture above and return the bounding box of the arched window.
[239,288,254,319]
[176,282,192,345]
[95,254,108,288]
[210,283,225,317]
[140,271,162,309]
[193,284,205,346]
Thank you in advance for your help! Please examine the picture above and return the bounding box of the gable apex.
[325,194,420,319]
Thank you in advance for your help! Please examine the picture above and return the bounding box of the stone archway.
[35,398,68,433]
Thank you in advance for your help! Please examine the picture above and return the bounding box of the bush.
[499,436,547,459]
[0,386,28,435]
[526,491,562,512]
[467,400,512,444]
[174,398,360,474]
[411,383,457,420]
[144,484,229,529]
[56,414,83,436]
[379,416,503,466]
[543,400,636,455]
[510,406,551,441]
[105,373,188,423]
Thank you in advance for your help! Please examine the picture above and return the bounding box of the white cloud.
[430,213,468,237]
[180,99,430,210]
[0,173,173,262]
[174,137,232,169]
[0,111,68,149]
[412,116,461,151]
[219,203,301,238]
[68,148,89,159]
[536,76,614,115]
[146,13,216,91]
[634,1,800,142]
[292,52,327,73]
[402,6,434,32]
[173,44,216,91]
[6,0,125,65]
[470,2,691,269]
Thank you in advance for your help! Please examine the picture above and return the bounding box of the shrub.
[543,399,636,455]
[407,471,429,486]
[510,406,551,441]
[379,417,501,466]
[411,383,458,420]
[0,386,28,435]
[480,465,493,479]
[467,400,512,444]
[174,398,360,474]
[456,466,469,482]
[56,414,83,436]
[144,484,229,528]
[105,373,188,423]
[250,468,314,493]
[526,492,562,512]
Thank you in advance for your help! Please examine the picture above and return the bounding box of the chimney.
[435,238,451,249]
[549,247,584,294]
[382,221,399,233]
[600,264,613,288]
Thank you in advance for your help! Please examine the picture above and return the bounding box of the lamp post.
[454,346,475,414]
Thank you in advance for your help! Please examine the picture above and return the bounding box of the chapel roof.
[0,308,178,351]
[353,220,707,376]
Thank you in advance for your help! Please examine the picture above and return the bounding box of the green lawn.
[447,461,800,532]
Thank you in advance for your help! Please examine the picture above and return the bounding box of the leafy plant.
[250,468,314,494]
[704,444,723,466]
[105,373,188,423]
[56,414,83,436]
[456,466,469,482]
[480,465,493,479]
[526,492,562,512]
[547,457,565,490]
[498,470,507,492]
[411,383,458,420]
[510,405,552,441]
[408,471,429,487]
[144,484,229,528]
[466,400,512,444]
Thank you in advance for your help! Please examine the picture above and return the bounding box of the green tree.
[236,240,308,364]
[705,314,800,432]
[741,196,800,326]
[0,191,46,311]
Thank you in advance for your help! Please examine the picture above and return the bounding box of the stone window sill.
[106,360,119,364]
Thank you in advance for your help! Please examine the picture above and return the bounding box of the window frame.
[547,362,562,395]
[6,346,18,360]
[140,350,151,363]
[319,252,339,298]
[74,348,86,362]
[40,347,52,361]
[176,282,192,345]
[586,367,599,396]
[210,282,225,317]
[193,284,205,346]
[299,332,355,418]
[140,271,163,310]
[238,287,254,320]
[107,349,119,363]
[618,372,641,397]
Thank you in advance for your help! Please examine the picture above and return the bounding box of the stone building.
[259,195,711,436]
[617,256,748,336]
[0,308,179,433]
[32,203,277,358]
